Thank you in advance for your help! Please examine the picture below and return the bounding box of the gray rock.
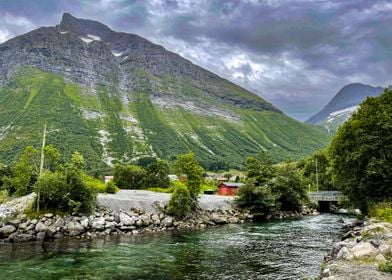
[162,216,174,227]
[105,221,116,229]
[80,217,89,228]
[44,213,54,218]
[18,222,28,231]
[351,242,379,259]
[11,233,36,243]
[8,219,21,227]
[35,222,48,232]
[36,231,46,241]
[0,225,16,237]
[119,226,136,231]
[140,214,151,227]
[211,214,227,224]
[46,225,57,238]
[119,213,135,226]
[53,232,64,239]
[336,246,353,260]
[54,218,65,228]
[67,221,85,236]
[30,219,38,225]
[91,217,106,230]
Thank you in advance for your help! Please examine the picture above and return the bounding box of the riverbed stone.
[141,214,151,226]
[8,219,21,227]
[375,254,386,263]
[54,232,64,239]
[35,222,48,232]
[119,213,135,226]
[11,233,36,243]
[351,242,379,259]
[379,244,391,257]
[30,219,38,225]
[68,221,85,236]
[36,231,46,241]
[91,217,106,230]
[162,217,174,227]
[0,225,16,237]
[80,217,89,228]
[44,213,54,218]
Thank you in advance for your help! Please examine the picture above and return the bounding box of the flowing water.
[0,214,353,280]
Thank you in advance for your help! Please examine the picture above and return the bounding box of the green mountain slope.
[0,68,329,170]
[0,14,330,171]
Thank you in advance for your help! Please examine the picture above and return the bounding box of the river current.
[0,214,353,280]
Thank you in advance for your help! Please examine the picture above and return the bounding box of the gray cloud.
[0,0,391,120]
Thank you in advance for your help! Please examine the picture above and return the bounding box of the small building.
[217,182,244,196]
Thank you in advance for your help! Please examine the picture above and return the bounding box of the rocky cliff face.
[0,13,329,170]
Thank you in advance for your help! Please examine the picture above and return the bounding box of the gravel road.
[97,190,235,213]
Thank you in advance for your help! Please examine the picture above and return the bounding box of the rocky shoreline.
[0,196,317,244]
[320,218,392,280]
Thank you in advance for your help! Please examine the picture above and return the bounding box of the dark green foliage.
[105,180,119,194]
[44,144,61,172]
[3,146,38,196]
[298,149,334,191]
[173,152,204,208]
[166,183,192,218]
[275,162,308,211]
[237,151,307,218]
[113,164,147,189]
[329,89,392,214]
[34,165,96,213]
[236,181,278,219]
[144,159,170,188]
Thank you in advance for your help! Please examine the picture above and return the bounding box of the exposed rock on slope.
[0,13,329,170]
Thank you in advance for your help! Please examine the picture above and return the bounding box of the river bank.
[0,191,317,243]
[320,218,392,279]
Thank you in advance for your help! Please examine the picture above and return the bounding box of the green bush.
[379,258,392,273]
[83,174,106,193]
[34,166,96,213]
[166,183,192,218]
[105,180,119,194]
[235,182,278,219]
[369,202,392,223]
[0,190,9,204]
[113,164,146,189]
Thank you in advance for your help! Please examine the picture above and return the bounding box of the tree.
[329,89,392,214]
[166,182,192,218]
[138,157,170,188]
[274,161,307,211]
[236,151,278,219]
[113,164,147,189]
[70,151,85,170]
[246,151,275,185]
[4,146,38,196]
[173,152,204,208]
[44,144,61,171]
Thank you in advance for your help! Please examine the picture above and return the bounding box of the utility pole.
[315,157,319,192]
[37,123,47,213]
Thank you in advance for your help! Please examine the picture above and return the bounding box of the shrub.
[34,166,96,213]
[105,180,119,194]
[379,258,392,273]
[0,190,9,204]
[236,182,278,219]
[166,183,192,218]
[113,164,147,189]
[369,202,392,223]
[83,174,106,193]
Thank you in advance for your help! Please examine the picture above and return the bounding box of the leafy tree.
[246,151,275,185]
[44,144,61,171]
[274,161,307,211]
[113,164,147,189]
[146,159,170,188]
[70,151,85,170]
[236,151,277,219]
[173,152,204,208]
[298,149,334,191]
[166,182,192,218]
[329,89,392,214]
[4,146,38,196]
[105,180,119,194]
[236,180,278,219]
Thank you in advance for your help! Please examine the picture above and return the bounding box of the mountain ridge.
[0,13,329,170]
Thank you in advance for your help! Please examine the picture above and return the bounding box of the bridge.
[307,191,343,212]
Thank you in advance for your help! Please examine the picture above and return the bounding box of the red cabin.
[217,182,244,196]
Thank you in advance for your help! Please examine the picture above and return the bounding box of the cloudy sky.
[0,0,391,120]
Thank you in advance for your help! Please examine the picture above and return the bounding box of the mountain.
[0,13,329,171]
[306,83,385,133]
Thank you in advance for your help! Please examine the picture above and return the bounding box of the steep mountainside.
[306,83,384,132]
[0,13,329,170]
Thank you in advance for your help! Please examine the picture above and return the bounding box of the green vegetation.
[329,89,392,214]
[379,258,392,273]
[369,202,392,223]
[113,164,146,189]
[105,180,119,194]
[236,151,308,219]
[166,182,192,218]
[0,67,329,172]
[173,152,204,208]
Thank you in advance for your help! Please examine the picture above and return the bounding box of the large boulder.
[35,222,48,232]
[10,233,36,243]
[91,217,106,230]
[119,213,135,226]
[162,216,174,228]
[0,225,16,237]
[67,221,85,236]
[351,242,379,259]
[140,214,151,227]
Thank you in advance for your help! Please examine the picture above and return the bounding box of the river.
[0,214,353,280]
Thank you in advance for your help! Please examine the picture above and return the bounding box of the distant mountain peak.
[306,82,384,132]
[58,13,112,37]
